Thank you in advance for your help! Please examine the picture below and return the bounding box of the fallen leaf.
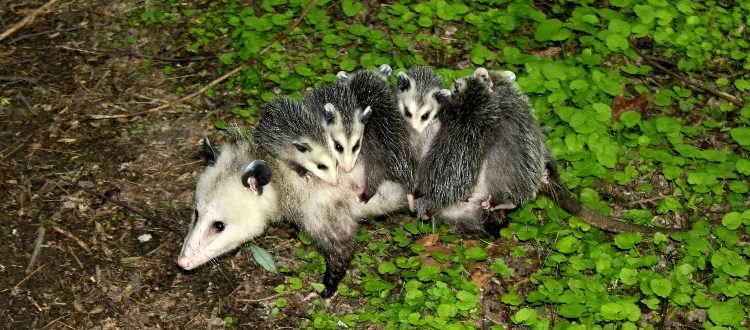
[612,93,651,120]
[422,257,440,267]
[416,233,440,247]
[471,271,493,288]
[463,239,479,249]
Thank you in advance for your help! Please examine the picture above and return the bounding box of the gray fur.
[414,71,546,229]
[252,96,334,181]
[303,84,360,136]
[342,66,418,201]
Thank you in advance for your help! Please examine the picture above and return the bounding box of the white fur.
[324,107,366,173]
[397,75,441,133]
[292,137,338,186]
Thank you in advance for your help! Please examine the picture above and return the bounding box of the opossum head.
[322,102,370,173]
[396,70,450,133]
[291,137,338,186]
[177,138,278,271]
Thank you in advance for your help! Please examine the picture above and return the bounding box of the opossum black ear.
[292,142,311,153]
[242,160,272,195]
[360,106,372,124]
[202,138,218,166]
[396,72,410,92]
[336,71,349,84]
[434,89,451,104]
[378,64,393,79]
[323,103,337,125]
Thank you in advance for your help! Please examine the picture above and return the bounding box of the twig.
[0,76,38,83]
[7,27,82,44]
[52,225,91,253]
[13,265,44,290]
[63,179,179,235]
[26,227,46,273]
[88,0,318,120]
[56,45,101,55]
[632,42,744,108]
[0,0,63,42]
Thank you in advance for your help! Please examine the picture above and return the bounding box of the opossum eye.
[211,221,225,233]
[352,142,360,152]
[317,164,328,170]
[405,108,412,118]
[421,113,430,121]
[334,142,343,153]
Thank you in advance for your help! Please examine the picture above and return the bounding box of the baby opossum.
[416,68,686,235]
[177,133,407,298]
[335,65,418,204]
[252,96,339,185]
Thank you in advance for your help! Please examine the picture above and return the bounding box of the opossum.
[252,96,339,185]
[302,84,371,174]
[415,68,687,235]
[177,133,407,298]
[335,65,419,204]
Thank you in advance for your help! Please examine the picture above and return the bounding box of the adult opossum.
[252,96,338,185]
[336,65,418,204]
[176,132,406,298]
[415,68,687,235]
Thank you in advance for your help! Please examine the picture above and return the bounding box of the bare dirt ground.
[0,1,322,328]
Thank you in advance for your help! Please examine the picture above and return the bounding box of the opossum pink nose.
[342,165,354,173]
[177,256,192,270]
[330,178,339,186]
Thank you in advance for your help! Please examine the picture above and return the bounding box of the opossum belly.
[345,161,407,219]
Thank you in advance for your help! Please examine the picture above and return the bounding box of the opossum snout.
[341,164,355,173]
[177,255,194,270]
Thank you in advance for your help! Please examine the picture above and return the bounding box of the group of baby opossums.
[252,65,549,232]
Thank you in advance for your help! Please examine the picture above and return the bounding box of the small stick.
[52,225,91,254]
[88,0,318,120]
[0,0,63,42]
[67,245,84,268]
[25,227,46,273]
[14,265,44,290]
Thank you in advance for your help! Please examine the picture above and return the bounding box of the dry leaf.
[416,233,440,247]
[471,271,493,288]
[463,239,479,248]
[612,94,651,120]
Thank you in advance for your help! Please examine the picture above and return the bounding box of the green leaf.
[619,268,638,285]
[650,278,673,298]
[600,301,640,321]
[437,304,457,318]
[417,265,441,281]
[464,246,487,261]
[554,236,578,254]
[619,111,641,128]
[708,298,745,327]
[378,261,397,275]
[469,43,494,65]
[512,308,538,325]
[721,212,743,230]
[614,232,643,249]
[250,244,276,272]
[729,127,750,147]
[534,19,571,42]
[501,293,523,306]
[341,0,363,17]
[735,79,750,92]
[491,259,514,279]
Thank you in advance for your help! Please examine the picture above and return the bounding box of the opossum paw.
[541,170,550,185]
[407,194,416,212]
[303,292,319,301]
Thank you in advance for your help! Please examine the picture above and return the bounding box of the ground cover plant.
[1,0,748,328]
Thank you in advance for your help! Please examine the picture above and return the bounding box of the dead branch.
[88,0,318,120]
[632,42,744,108]
[0,0,63,42]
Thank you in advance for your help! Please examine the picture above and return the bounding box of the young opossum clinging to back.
[394,67,452,155]
[413,68,546,232]
[177,132,407,297]
[252,96,338,185]
[416,68,687,235]
[335,65,418,204]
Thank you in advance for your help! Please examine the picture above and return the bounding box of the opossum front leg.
[407,194,415,212]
